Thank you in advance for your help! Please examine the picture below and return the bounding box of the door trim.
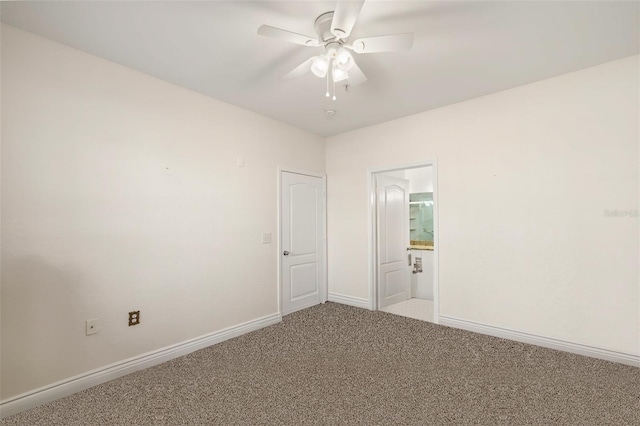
[277,168,327,316]
[367,160,439,323]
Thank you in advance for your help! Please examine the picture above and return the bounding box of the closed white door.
[376,174,411,308]
[281,171,326,315]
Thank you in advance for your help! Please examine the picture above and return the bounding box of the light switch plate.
[262,232,271,244]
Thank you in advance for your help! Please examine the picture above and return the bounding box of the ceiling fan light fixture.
[332,66,349,82]
[335,48,354,71]
[310,55,329,78]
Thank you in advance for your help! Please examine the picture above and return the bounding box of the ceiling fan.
[257,0,413,100]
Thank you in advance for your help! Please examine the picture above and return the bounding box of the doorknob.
[283,251,290,256]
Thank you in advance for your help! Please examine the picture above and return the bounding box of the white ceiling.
[2,1,638,137]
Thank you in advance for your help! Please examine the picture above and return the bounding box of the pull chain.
[332,72,337,101]
[331,63,337,101]
[325,71,330,98]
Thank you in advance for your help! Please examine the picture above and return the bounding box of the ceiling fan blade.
[331,0,365,39]
[348,61,367,86]
[285,59,313,79]
[258,25,320,47]
[351,33,413,53]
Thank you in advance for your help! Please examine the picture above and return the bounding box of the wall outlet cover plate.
[129,311,140,326]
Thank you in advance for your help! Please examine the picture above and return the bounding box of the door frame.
[367,160,439,323]
[277,167,328,316]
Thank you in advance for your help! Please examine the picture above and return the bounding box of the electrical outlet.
[129,310,140,326]
[86,319,98,335]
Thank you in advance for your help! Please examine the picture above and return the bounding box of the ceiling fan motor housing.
[325,41,342,58]
[315,11,339,43]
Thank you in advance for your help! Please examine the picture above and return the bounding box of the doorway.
[368,161,438,324]
[279,170,327,315]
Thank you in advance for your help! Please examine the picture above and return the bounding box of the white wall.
[0,25,325,400]
[326,55,639,356]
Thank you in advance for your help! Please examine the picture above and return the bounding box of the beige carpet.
[2,302,639,425]
[379,298,434,323]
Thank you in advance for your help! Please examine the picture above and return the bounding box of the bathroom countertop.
[410,245,434,251]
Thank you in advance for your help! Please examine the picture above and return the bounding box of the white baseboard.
[0,312,282,419]
[328,292,371,310]
[439,315,640,368]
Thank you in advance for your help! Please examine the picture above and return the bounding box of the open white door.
[376,174,411,309]
[281,171,326,315]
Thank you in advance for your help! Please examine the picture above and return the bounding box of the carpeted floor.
[2,302,639,425]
